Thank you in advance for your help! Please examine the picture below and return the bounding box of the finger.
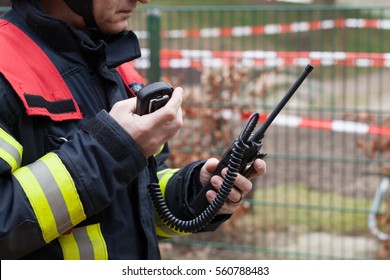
[205,189,216,204]
[164,87,183,112]
[211,173,243,203]
[127,96,137,113]
[246,159,266,179]
[204,158,219,174]
[205,190,237,214]
[227,187,243,204]
[199,158,219,186]
[220,168,252,196]
[209,176,243,206]
[149,87,183,122]
[205,175,223,203]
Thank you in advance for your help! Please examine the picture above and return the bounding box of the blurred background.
[2,0,389,259]
[130,0,390,260]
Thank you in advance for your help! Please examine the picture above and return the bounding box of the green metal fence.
[133,5,390,260]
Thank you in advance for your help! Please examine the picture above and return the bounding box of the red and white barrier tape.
[240,113,390,136]
[134,49,390,69]
[135,18,390,39]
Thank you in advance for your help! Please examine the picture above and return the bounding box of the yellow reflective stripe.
[14,166,58,242]
[59,224,108,260]
[86,224,108,260]
[0,127,22,171]
[155,221,191,238]
[44,153,86,227]
[153,144,165,157]
[13,153,86,243]
[156,227,170,238]
[157,168,180,198]
[155,168,191,237]
[58,232,80,260]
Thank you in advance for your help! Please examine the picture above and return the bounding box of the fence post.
[146,8,161,83]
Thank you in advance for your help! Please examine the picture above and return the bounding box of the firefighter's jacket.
[0,1,226,259]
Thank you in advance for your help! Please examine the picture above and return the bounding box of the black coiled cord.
[148,113,260,233]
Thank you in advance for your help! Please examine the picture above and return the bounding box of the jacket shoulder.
[0,73,24,130]
[0,19,82,121]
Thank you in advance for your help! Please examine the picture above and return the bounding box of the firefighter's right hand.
[109,87,184,157]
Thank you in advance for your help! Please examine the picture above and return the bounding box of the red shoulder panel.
[116,61,145,97]
[0,19,82,121]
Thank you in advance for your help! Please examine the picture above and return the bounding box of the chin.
[96,15,128,33]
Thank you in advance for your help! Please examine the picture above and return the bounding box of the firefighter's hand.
[199,158,266,215]
[109,87,184,156]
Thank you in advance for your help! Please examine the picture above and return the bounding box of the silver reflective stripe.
[73,227,95,260]
[58,224,108,260]
[14,153,86,243]
[0,137,21,167]
[0,128,22,171]
[29,160,72,233]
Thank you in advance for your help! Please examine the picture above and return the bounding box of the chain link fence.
[132,4,390,259]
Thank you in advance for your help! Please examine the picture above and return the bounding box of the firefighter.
[0,0,266,259]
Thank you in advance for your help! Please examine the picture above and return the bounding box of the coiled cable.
[148,113,260,233]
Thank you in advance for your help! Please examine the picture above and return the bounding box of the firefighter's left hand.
[199,158,266,215]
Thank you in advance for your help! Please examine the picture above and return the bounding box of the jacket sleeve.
[0,78,148,259]
[154,144,230,238]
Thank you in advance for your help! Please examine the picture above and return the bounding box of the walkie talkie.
[190,64,314,215]
[135,81,173,115]
[146,65,314,233]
